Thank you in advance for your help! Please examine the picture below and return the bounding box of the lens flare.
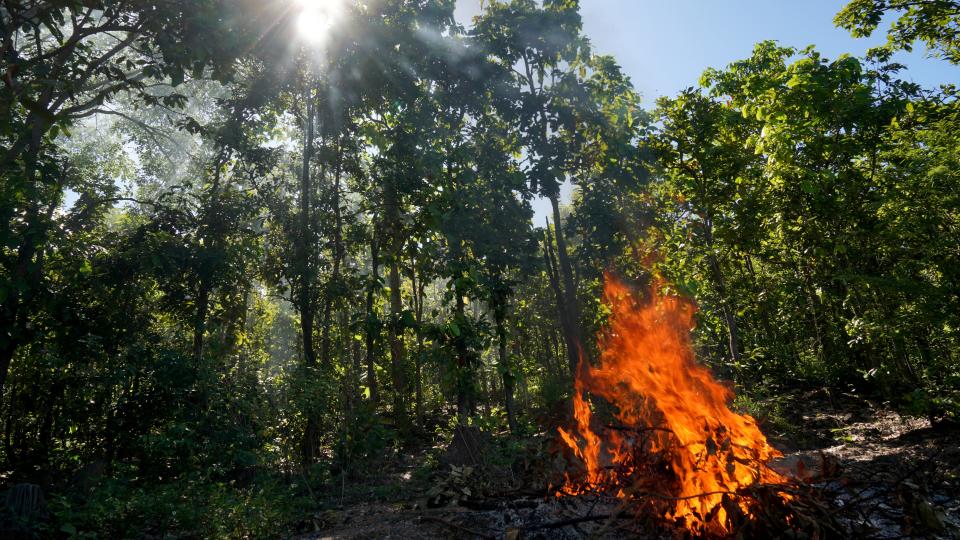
[295,0,344,46]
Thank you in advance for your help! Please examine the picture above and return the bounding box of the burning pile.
[557,277,789,536]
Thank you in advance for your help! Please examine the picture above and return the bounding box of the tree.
[836,0,960,64]
[473,0,590,375]
[0,0,255,394]
[651,89,751,368]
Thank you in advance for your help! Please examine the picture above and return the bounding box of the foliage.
[0,0,958,536]
[835,0,960,64]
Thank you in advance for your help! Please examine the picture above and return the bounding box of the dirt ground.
[294,393,960,539]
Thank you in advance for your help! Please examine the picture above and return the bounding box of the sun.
[295,0,346,46]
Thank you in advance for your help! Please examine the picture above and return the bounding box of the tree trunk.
[320,137,344,369]
[701,215,740,366]
[707,252,741,365]
[411,264,425,428]
[350,323,363,410]
[454,290,473,422]
[0,126,47,396]
[495,307,518,433]
[192,284,210,365]
[0,336,15,401]
[192,155,226,368]
[298,86,318,468]
[298,87,317,369]
[549,196,583,370]
[544,222,579,375]
[388,260,409,431]
[383,170,409,432]
[365,223,380,405]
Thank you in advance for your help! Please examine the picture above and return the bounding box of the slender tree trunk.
[549,196,583,368]
[365,223,380,405]
[319,308,332,368]
[383,172,409,431]
[744,254,779,353]
[536,329,555,377]
[707,253,741,365]
[37,381,64,468]
[299,88,317,369]
[798,262,829,362]
[495,307,518,433]
[480,367,491,416]
[388,260,409,431]
[544,222,579,375]
[351,324,363,409]
[0,326,16,400]
[192,156,225,366]
[298,86,318,468]
[523,52,582,378]
[454,290,473,422]
[320,137,344,368]
[192,284,210,364]
[411,264,425,427]
[700,216,741,366]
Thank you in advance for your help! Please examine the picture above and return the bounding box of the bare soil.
[295,393,960,539]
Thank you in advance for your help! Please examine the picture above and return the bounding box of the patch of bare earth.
[768,392,960,539]
[297,396,958,539]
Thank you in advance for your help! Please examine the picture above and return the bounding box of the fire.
[558,276,788,536]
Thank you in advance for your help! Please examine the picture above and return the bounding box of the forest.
[1,0,958,538]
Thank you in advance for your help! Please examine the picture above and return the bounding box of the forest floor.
[294,391,960,539]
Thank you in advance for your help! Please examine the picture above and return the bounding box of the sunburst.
[295,0,347,47]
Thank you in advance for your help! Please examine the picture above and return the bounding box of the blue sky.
[453,0,959,223]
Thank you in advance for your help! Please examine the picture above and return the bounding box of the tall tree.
[0,0,254,394]
[473,0,591,375]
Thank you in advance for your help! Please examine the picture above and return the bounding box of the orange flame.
[558,275,787,535]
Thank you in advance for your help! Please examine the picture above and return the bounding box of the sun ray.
[295,0,346,47]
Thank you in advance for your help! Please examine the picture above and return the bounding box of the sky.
[452,0,960,223]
